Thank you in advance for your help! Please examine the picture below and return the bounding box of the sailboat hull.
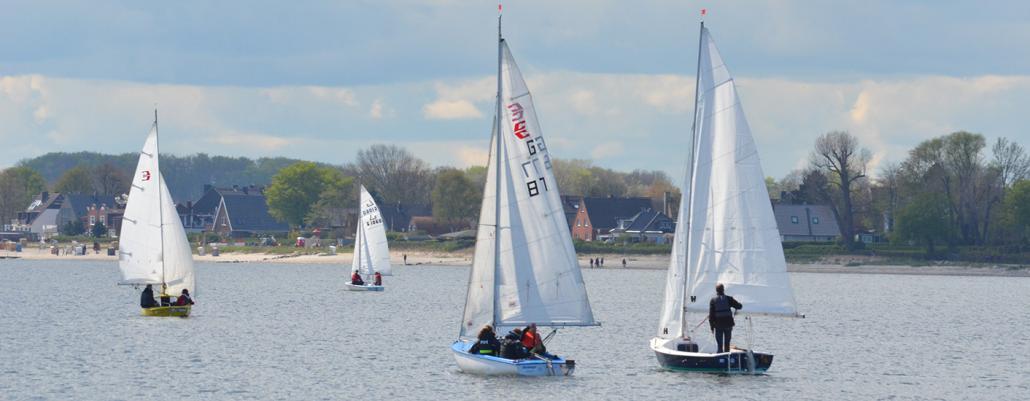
[651,338,772,373]
[344,283,384,292]
[141,305,191,317]
[451,341,574,376]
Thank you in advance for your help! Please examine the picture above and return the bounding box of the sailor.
[174,289,194,306]
[373,271,382,286]
[709,283,743,353]
[140,284,159,309]
[468,325,500,356]
[500,328,526,359]
[351,270,365,285]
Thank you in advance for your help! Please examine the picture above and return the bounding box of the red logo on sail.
[141,171,151,181]
[508,103,530,140]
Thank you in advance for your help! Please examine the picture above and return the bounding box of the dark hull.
[655,349,773,373]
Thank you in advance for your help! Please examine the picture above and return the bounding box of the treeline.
[1,145,680,234]
[264,144,680,232]
[18,152,310,201]
[768,130,1030,255]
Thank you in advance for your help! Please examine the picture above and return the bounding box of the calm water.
[2,259,1028,400]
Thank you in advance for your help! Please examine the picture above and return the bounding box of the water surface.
[2,259,1028,400]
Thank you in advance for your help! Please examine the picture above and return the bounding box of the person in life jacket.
[351,271,365,285]
[709,283,743,353]
[468,325,500,356]
[174,289,194,306]
[373,272,382,286]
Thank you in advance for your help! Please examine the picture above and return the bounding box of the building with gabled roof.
[612,208,676,243]
[209,188,288,237]
[772,203,841,242]
[570,196,653,241]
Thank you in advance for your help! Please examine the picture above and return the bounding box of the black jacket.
[140,287,158,308]
[469,336,500,356]
[709,294,743,329]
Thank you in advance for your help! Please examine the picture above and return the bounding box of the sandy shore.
[5,248,1028,277]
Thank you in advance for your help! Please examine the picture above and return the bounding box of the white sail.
[118,124,196,297]
[351,185,391,276]
[657,27,797,339]
[460,40,596,338]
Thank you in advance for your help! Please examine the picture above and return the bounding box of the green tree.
[92,163,130,196]
[60,220,85,236]
[1003,180,1030,243]
[266,162,348,229]
[304,169,356,232]
[54,165,96,194]
[91,222,108,238]
[0,166,47,224]
[431,168,481,228]
[894,192,951,255]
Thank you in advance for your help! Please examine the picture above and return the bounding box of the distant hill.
[18,152,314,202]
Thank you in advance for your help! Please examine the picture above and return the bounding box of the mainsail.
[118,121,195,297]
[459,40,596,338]
[351,185,392,276]
[657,26,798,340]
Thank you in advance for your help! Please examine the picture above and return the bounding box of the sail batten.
[657,26,798,340]
[459,40,595,338]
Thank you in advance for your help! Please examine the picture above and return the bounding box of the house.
[560,195,582,231]
[18,192,119,237]
[610,208,676,243]
[378,202,432,232]
[85,200,125,237]
[208,187,289,237]
[772,204,841,242]
[570,196,654,241]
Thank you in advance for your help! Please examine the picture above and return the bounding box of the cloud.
[590,141,623,159]
[206,131,291,150]
[454,146,488,167]
[423,99,482,120]
[369,99,385,119]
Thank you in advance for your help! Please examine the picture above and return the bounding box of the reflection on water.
[1,259,1028,400]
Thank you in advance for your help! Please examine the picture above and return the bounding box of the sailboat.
[450,9,598,377]
[649,19,802,373]
[118,111,196,317]
[345,185,391,291]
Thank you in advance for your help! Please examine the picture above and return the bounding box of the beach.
[6,246,1028,277]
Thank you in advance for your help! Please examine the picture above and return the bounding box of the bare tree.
[810,131,870,249]
[877,162,901,233]
[92,163,130,196]
[355,144,433,205]
[992,137,1030,188]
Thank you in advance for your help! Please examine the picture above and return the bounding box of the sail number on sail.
[508,102,552,197]
[361,201,382,227]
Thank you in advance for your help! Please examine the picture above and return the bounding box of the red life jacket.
[521,331,537,349]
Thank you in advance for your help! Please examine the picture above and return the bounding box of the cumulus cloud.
[423,99,482,120]
[369,99,385,119]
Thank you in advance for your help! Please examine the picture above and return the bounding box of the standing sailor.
[709,283,743,353]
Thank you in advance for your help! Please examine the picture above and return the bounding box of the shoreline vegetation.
[5,240,1028,277]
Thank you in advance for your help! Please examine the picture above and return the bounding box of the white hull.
[344,283,384,292]
[450,341,573,377]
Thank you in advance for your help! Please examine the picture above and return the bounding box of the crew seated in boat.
[351,271,365,285]
[468,325,500,357]
[373,271,382,286]
[174,289,194,306]
[140,284,159,309]
[521,324,557,360]
[500,328,528,359]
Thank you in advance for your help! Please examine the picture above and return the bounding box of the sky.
[2,0,1030,182]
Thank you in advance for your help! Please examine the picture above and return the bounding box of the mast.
[155,108,166,289]
[680,17,705,338]
[491,4,503,329]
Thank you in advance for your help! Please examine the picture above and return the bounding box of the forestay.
[657,27,798,339]
[351,185,391,276]
[460,40,596,338]
[118,124,195,297]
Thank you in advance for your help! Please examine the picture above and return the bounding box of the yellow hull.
[141,305,191,317]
